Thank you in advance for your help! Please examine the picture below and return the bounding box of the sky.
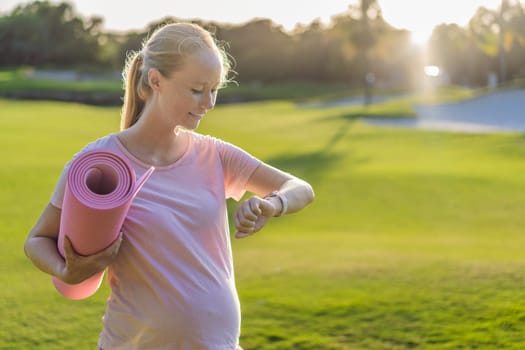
[1,0,504,43]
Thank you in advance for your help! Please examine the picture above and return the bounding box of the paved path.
[364,89,525,133]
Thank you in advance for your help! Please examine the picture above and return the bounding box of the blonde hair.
[120,22,232,130]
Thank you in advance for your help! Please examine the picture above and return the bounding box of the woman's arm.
[24,203,122,284]
[234,162,314,238]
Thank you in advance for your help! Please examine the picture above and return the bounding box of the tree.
[287,20,340,81]
[0,1,107,67]
[428,24,489,86]
[350,0,381,104]
[469,0,525,83]
[217,19,294,83]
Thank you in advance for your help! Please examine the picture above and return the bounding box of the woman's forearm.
[24,236,64,278]
[278,178,315,215]
[24,203,65,278]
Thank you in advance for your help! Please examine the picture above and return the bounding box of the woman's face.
[156,48,223,130]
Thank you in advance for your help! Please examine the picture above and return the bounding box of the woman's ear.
[148,68,162,91]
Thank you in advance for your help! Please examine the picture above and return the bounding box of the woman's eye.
[191,89,203,94]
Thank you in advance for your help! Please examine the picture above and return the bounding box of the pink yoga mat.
[52,149,154,300]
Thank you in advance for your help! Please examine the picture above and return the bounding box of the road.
[364,89,525,133]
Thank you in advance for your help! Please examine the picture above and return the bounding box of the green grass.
[0,67,437,104]
[0,68,359,101]
[2,96,525,349]
[0,68,122,93]
[0,67,481,107]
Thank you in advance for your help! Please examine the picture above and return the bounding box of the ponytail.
[120,51,149,130]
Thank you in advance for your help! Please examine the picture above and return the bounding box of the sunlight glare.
[424,65,441,77]
[410,30,431,45]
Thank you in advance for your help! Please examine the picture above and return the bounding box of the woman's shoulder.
[70,133,119,160]
[188,131,226,149]
[58,133,119,179]
[82,133,118,152]
[188,131,254,158]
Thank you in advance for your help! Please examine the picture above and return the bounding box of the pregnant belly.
[102,280,241,349]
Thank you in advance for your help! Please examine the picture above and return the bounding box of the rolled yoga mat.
[52,149,155,300]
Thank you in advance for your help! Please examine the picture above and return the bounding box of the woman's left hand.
[234,196,276,238]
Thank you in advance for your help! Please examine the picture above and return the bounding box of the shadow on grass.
[265,119,357,184]
[267,151,343,184]
[268,105,412,182]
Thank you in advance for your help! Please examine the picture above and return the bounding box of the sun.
[410,30,432,46]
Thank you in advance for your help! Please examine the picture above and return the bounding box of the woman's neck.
[118,112,189,167]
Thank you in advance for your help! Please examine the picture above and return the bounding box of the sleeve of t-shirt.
[216,139,261,201]
[49,138,107,209]
[49,162,70,209]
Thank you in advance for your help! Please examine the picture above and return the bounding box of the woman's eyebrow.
[190,80,217,85]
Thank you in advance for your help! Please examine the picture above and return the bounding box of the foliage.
[428,0,525,85]
[1,1,525,89]
[428,24,492,86]
[0,0,418,89]
[0,1,108,67]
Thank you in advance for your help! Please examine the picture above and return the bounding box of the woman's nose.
[201,91,216,110]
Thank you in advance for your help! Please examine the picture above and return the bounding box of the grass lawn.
[0,68,356,101]
[0,68,122,93]
[1,96,525,349]
[0,66,475,105]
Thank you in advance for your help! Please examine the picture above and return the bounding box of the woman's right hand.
[57,234,123,285]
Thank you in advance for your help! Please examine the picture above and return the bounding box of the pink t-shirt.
[50,131,261,350]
